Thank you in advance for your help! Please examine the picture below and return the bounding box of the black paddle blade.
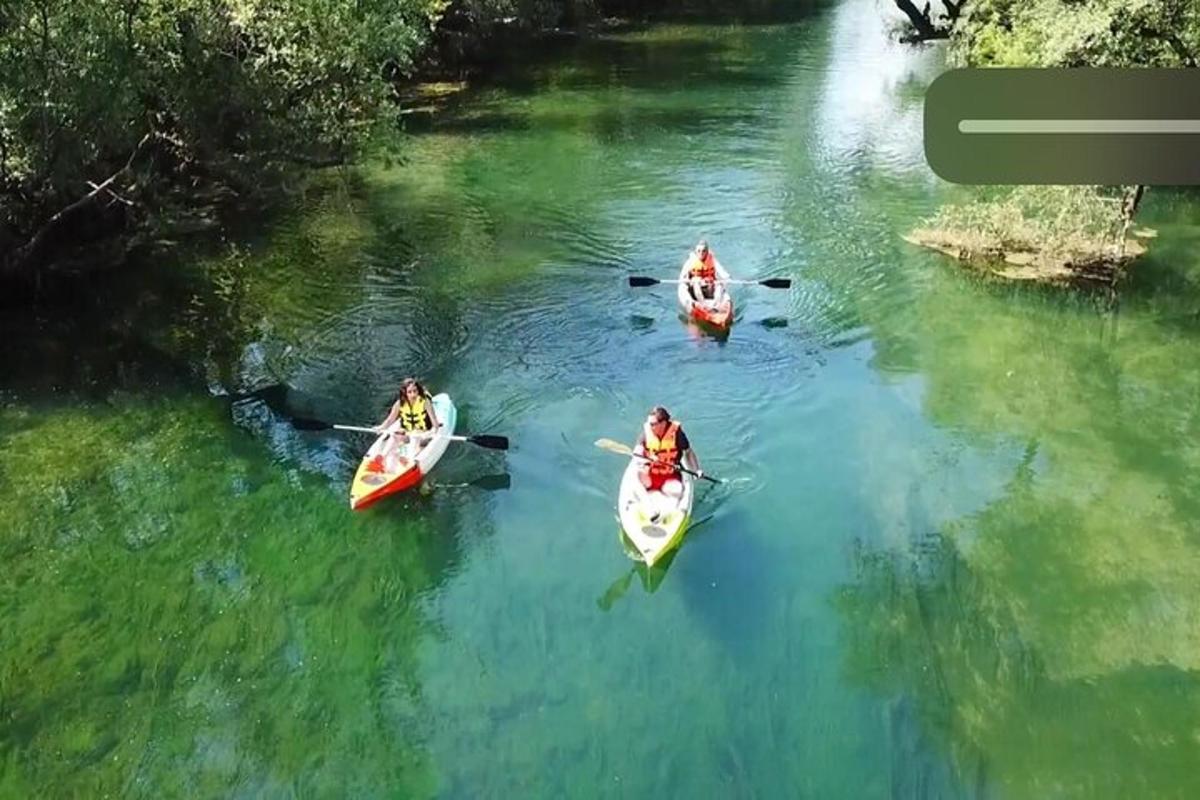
[468,434,509,450]
[291,416,334,431]
[760,278,792,289]
[226,383,289,408]
[628,276,660,287]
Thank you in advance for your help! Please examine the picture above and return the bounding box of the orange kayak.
[677,265,734,330]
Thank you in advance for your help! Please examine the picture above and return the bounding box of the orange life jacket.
[644,421,681,477]
[688,251,716,282]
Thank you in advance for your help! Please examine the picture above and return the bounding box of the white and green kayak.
[617,457,695,567]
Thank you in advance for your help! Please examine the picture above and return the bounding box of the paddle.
[436,473,513,491]
[628,276,791,289]
[291,417,509,451]
[594,437,723,484]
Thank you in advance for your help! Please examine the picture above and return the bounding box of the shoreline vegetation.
[892,0,1199,286]
[0,0,817,297]
[902,185,1151,288]
[3,1,1196,294]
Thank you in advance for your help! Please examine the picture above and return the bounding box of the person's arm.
[378,401,400,431]
[634,431,647,458]
[679,430,701,473]
[425,395,440,430]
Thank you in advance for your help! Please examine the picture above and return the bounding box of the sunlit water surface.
[3,1,1200,796]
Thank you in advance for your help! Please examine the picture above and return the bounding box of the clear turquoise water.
[4,2,1200,796]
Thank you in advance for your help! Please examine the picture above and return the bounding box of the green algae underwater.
[5,6,1200,798]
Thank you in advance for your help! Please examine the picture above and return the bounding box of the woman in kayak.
[634,406,702,501]
[376,378,440,466]
[683,239,730,307]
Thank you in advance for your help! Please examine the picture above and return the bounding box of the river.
[3,1,1200,797]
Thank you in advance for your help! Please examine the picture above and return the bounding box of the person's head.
[647,405,671,432]
[695,239,709,257]
[400,377,426,402]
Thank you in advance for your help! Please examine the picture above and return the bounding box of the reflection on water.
[814,0,940,178]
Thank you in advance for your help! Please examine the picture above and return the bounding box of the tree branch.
[894,0,961,43]
[1118,185,1146,257]
[1157,30,1198,67]
[2,132,162,279]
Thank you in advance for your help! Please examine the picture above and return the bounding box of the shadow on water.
[0,260,209,398]
[670,507,774,657]
[442,27,801,96]
[629,313,658,330]
[596,508,717,610]
[595,503,775,661]
[426,105,772,139]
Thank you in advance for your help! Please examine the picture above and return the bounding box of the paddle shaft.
[335,424,479,444]
[628,276,790,289]
[594,438,723,484]
[652,279,754,285]
[323,424,507,450]
[602,442,719,484]
[631,451,718,484]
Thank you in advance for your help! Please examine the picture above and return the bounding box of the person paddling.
[634,406,702,506]
[374,377,441,470]
[683,239,730,307]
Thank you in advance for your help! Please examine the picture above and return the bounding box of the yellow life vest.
[399,396,431,431]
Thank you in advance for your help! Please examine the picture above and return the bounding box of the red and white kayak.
[677,263,733,330]
[349,393,457,510]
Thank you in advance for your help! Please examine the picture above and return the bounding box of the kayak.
[349,393,457,510]
[677,264,734,330]
[617,457,695,567]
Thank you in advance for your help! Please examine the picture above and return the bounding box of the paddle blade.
[291,416,334,431]
[628,276,660,287]
[594,437,634,456]
[470,473,512,491]
[468,434,509,451]
[226,383,288,408]
[760,278,792,289]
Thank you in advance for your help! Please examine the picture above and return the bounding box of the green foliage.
[913,185,1132,272]
[0,0,444,239]
[952,0,1200,67]
[908,2,1196,280]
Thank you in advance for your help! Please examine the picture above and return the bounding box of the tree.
[897,0,1200,285]
[0,0,445,282]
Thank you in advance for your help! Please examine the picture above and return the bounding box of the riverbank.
[0,1,824,296]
